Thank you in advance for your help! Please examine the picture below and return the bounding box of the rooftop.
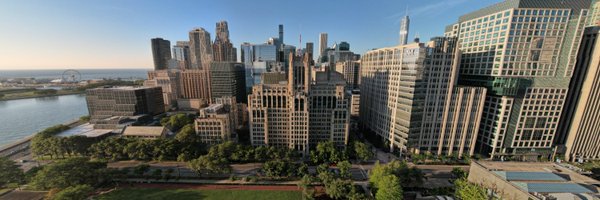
[475,161,600,198]
[122,126,166,137]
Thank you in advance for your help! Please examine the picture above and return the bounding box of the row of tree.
[311,141,374,164]
[188,141,302,174]
[30,125,99,159]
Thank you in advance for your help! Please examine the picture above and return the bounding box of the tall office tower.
[248,53,312,153]
[86,86,164,127]
[279,24,284,45]
[557,27,600,162]
[209,62,247,104]
[173,41,191,69]
[241,43,254,92]
[213,21,237,62]
[399,15,410,45]
[305,42,314,61]
[189,28,213,70]
[179,69,211,105]
[248,53,348,153]
[320,42,359,64]
[335,61,361,89]
[360,37,486,156]
[446,0,591,159]
[309,69,350,148]
[151,38,172,70]
[319,33,328,57]
[195,104,234,145]
[144,70,181,107]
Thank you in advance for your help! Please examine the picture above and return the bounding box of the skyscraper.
[557,26,600,162]
[305,42,314,61]
[279,24,284,45]
[179,69,211,106]
[360,37,486,156]
[151,38,172,70]
[144,70,181,107]
[209,62,247,104]
[447,0,591,159]
[173,41,191,69]
[399,15,410,45]
[319,33,328,57]
[189,28,213,70]
[248,53,349,153]
[213,21,237,62]
[335,61,360,89]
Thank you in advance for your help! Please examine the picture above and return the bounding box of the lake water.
[0,68,150,81]
[0,94,88,147]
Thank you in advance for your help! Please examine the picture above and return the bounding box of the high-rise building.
[447,0,591,159]
[306,42,314,61]
[320,42,360,67]
[279,24,284,45]
[241,43,254,92]
[557,26,600,162]
[319,33,328,57]
[195,104,235,145]
[399,15,410,45]
[173,41,191,69]
[360,37,486,156]
[213,21,237,62]
[189,28,213,70]
[179,69,211,106]
[335,61,361,89]
[151,38,172,70]
[209,62,246,104]
[86,86,164,128]
[309,70,350,147]
[248,53,349,153]
[144,70,181,107]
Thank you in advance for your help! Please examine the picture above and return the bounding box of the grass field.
[97,188,303,200]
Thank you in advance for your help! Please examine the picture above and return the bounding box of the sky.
[0,0,502,70]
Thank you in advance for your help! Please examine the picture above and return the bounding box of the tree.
[174,124,198,142]
[189,155,231,174]
[298,163,309,177]
[298,175,315,200]
[454,178,487,200]
[262,159,294,178]
[30,158,110,190]
[353,141,374,162]
[162,114,194,131]
[310,141,345,164]
[452,167,468,179]
[0,94,5,99]
[324,178,353,200]
[50,184,93,200]
[337,161,352,179]
[375,175,403,200]
[0,157,24,187]
[79,115,90,122]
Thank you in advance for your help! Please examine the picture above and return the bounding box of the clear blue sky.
[0,0,502,69]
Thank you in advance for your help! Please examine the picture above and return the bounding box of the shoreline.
[0,91,84,102]
[0,119,82,158]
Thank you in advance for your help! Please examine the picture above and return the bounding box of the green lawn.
[97,188,302,200]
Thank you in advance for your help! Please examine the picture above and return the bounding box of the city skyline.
[0,0,502,70]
